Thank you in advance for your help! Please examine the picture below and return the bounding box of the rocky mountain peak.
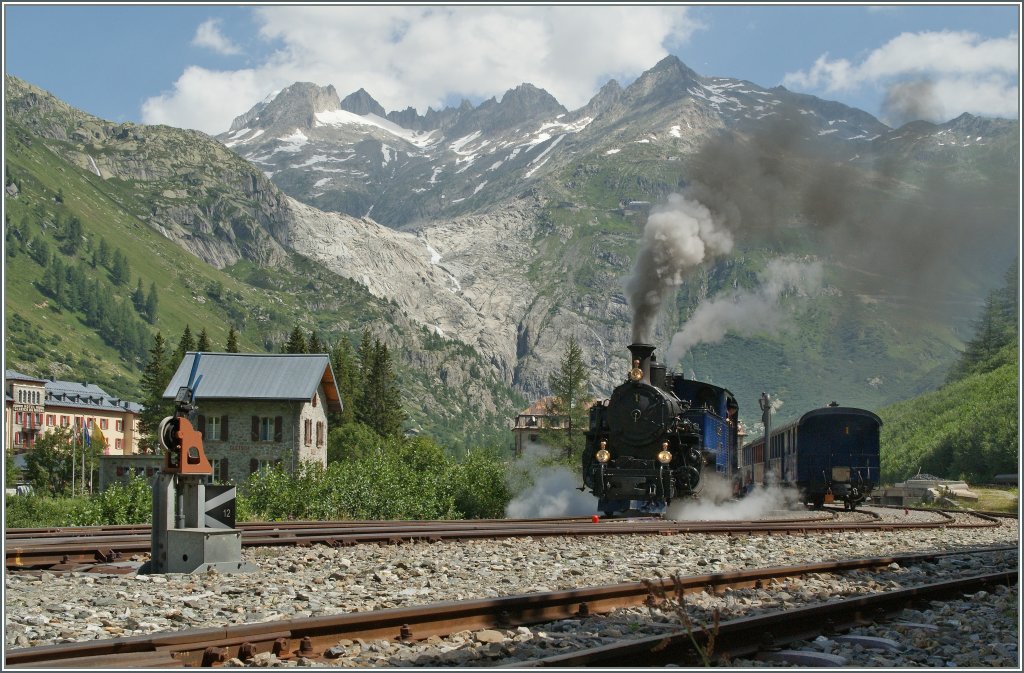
[445,83,567,138]
[227,82,341,134]
[624,54,702,106]
[341,88,387,117]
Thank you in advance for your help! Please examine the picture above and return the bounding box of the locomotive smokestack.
[627,343,656,383]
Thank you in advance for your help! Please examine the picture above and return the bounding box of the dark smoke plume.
[624,193,733,342]
[881,79,945,127]
[680,103,1016,306]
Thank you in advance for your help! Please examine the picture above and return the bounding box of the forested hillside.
[879,263,1019,482]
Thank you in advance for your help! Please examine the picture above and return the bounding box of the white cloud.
[192,18,242,56]
[143,6,702,134]
[783,30,1019,122]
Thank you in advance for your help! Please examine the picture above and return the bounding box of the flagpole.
[82,431,87,496]
[71,426,76,496]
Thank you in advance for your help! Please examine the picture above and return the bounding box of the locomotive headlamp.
[657,449,672,464]
[596,449,611,463]
[629,359,643,382]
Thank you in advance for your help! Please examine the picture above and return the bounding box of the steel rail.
[508,569,1019,667]
[4,547,1016,669]
[4,512,998,571]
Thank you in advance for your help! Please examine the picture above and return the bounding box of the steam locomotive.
[581,343,739,516]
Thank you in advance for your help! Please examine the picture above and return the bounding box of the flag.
[84,430,91,448]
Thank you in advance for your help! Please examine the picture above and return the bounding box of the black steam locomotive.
[582,343,739,516]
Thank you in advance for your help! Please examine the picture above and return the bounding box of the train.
[581,343,739,516]
[737,404,882,510]
[580,342,882,515]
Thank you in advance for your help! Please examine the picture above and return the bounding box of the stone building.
[158,352,343,484]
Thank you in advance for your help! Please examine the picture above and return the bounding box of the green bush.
[239,435,512,521]
[94,475,152,525]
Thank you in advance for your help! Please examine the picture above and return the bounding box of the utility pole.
[759,391,773,485]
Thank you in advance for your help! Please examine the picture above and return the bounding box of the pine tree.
[196,328,211,352]
[110,249,130,286]
[97,237,110,269]
[140,332,174,450]
[329,337,360,426]
[225,326,240,353]
[284,325,307,354]
[131,278,145,312]
[358,337,405,437]
[144,282,158,323]
[948,260,1019,382]
[544,336,591,459]
[172,325,196,367]
[308,331,324,355]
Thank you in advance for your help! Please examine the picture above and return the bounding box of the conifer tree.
[544,336,591,459]
[284,325,307,354]
[358,337,406,438]
[329,337,360,426]
[172,325,196,367]
[144,282,158,323]
[225,326,240,353]
[308,331,324,355]
[131,278,145,312]
[196,328,211,352]
[140,332,174,450]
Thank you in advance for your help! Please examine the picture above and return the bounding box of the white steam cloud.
[667,473,803,521]
[625,193,734,343]
[504,444,598,518]
[666,258,823,363]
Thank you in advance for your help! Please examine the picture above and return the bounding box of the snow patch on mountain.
[276,130,309,153]
[315,109,438,148]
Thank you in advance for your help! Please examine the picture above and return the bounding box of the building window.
[61,416,70,427]
[206,416,221,440]
[116,438,123,451]
[116,420,123,432]
[15,412,22,424]
[100,419,108,430]
[259,417,273,441]
[14,432,22,446]
[35,413,42,426]
[46,415,55,426]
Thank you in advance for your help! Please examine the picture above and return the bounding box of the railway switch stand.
[149,355,255,574]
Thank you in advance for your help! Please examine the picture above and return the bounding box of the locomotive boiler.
[582,343,739,516]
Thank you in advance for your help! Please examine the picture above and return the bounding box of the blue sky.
[3,4,1019,135]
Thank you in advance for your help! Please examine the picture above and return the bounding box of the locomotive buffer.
[147,354,255,574]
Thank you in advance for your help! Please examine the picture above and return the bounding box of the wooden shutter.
[251,416,259,441]
[250,458,259,474]
[274,416,283,442]
[221,415,229,441]
[316,421,324,447]
[220,458,229,483]
[197,415,206,435]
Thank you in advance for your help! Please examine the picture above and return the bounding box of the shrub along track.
[4,546,1015,668]
[5,508,1001,572]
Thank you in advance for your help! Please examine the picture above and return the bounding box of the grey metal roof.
[5,369,49,383]
[44,380,143,414]
[162,352,343,412]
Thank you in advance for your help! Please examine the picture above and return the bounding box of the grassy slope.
[5,121,524,450]
[878,347,1018,483]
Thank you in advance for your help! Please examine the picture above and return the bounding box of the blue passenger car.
[740,404,881,510]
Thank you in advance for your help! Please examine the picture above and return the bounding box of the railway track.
[5,546,1015,668]
[5,507,1000,572]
